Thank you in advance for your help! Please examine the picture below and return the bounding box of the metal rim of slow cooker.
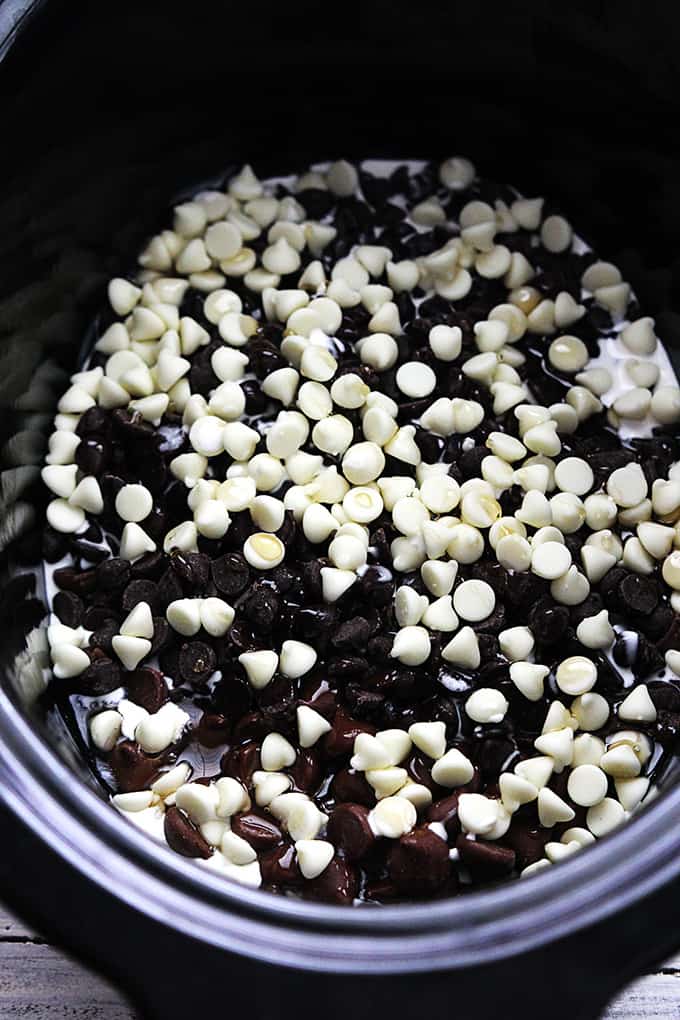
[2,0,680,979]
[1,681,679,973]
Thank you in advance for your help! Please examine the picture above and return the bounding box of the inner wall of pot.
[1,0,680,839]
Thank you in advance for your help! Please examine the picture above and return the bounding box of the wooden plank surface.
[0,904,677,1018]
[0,943,136,1019]
[606,975,680,1019]
[0,905,136,1018]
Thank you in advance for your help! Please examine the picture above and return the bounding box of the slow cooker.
[1,2,680,1017]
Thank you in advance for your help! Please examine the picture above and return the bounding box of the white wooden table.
[0,903,677,1017]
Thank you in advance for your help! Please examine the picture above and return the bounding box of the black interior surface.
[2,0,680,447]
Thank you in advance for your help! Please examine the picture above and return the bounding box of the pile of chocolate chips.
[37,158,680,903]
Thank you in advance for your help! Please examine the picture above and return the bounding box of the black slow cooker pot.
[1,2,680,1017]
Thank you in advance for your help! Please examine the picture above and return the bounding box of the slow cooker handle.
[136,876,680,1020]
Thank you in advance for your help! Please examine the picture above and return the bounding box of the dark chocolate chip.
[426,793,461,838]
[96,557,131,591]
[331,768,376,807]
[171,552,210,593]
[164,806,212,859]
[387,828,450,895]
[327,803,376,861]
[456,835,516,878]
[505,819,550,869]
[43,526,70,563]
[122,579,160,614]
[75,438,107,476]
[131,552,165,583]
[529,599,570,646]
[657,617,680,656]
[53,567,97,596]
[633,634,665,680]
[619,574,659,616]
[600,567,629,610]
[288,748,322,794]
[323,708,375,758]
[195,712,231,747]
[305,856,358,905]
[259,843,302,887]
[79,658,122,695]
[221,741,260,786]
[109,740,160,792]
[53,590,84,628]
[211,552,250,597]
[242,587,280,632]
[331,617,371,652]
[178,641,216,684]
[231,811,283,850]
[156,568,184,609]
[126,667,168,713]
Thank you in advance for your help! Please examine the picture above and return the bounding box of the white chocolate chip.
[111,635,151,671]
[391,626,431,666]
[615,777,650,812]
[620,317,656,355]
[321,566,357,603]
[666,650,680,678]
[342,442,385,485]
[408,721,446,760]
[295,839,335,880]
[440,156,476,190]
[452,579,495,622]
[429,324,462,362]
[135,702,189,753]
[576,610,615,650]
[52,644,90,679]
[465,688,508,724]
[243,532,286,570]
[652,386,680,425]
[279,640,317,678]
[89,710,122,751]
[422,596,459,633]
[357,332,399,371]
[296,706,332,748]
[510,662,549,702]
[46,499,85,535]
[431,748,475,788]
[538,787,574,827]
[571,692,610,732]
[618,686,657,723]
[556,656,597,696]
[368,797,417,839]
[166,598,202,636]
[662,551,680,589]
[261,732,296,772]
[395,361,436,398]
[499,626,534,663]
[120,602,154,640]
[637,521,675,560]
[441,626,480,669]
[200,597,235,638]
[607,465,648,507]
[500,773,538,812]
[567,764,608,807]
[586,798,626,837]
[531,541,572,580]
[458,794,499,835]
[239,649,279,690]
[548,335,588,374]
[514,756,553,790]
